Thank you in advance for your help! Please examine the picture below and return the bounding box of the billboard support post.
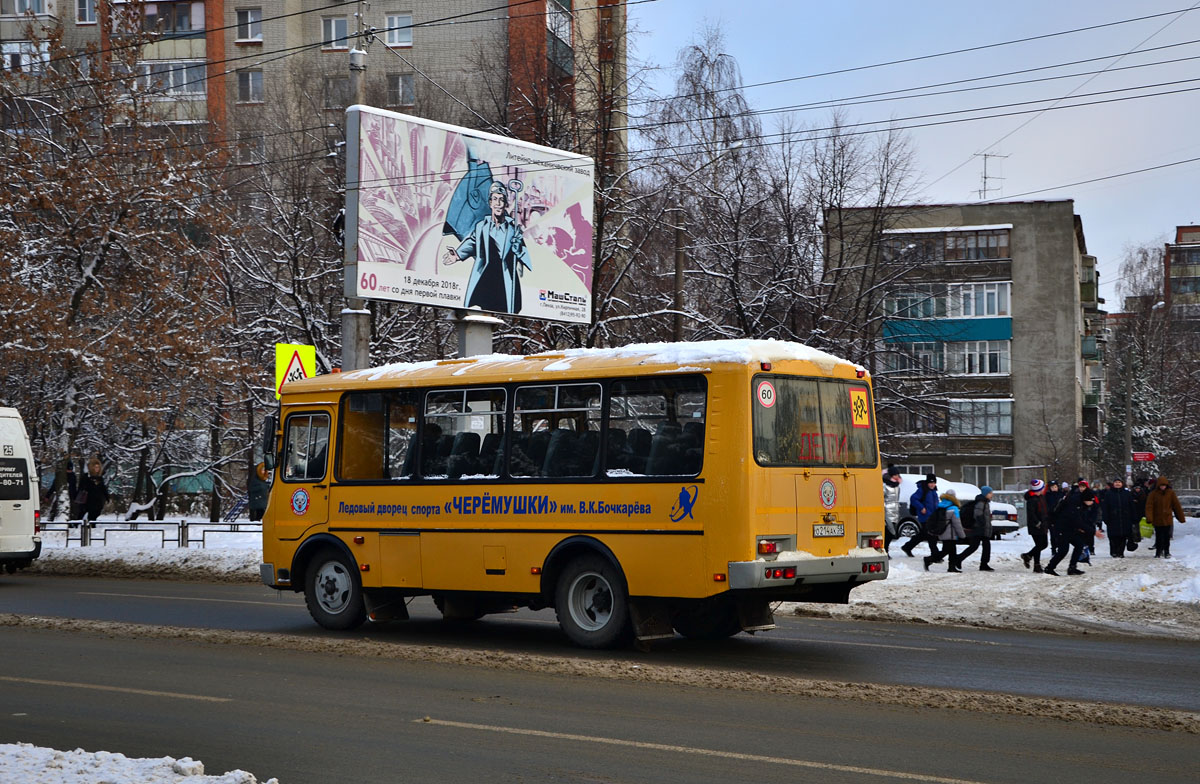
[449,310,505,358]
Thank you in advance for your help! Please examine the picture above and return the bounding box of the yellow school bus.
[260,339,887,648]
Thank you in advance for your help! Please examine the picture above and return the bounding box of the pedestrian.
[248,462,271,522]
[1022,479,1050,572]
[74,456,110,524]
[1045,488,1096,575]
[902,474,942,561]
[926,488,966,572]
[954,485,994,571]
[1145,476,1187,558]
[1100,477,1137,557]
[882,464,902,554]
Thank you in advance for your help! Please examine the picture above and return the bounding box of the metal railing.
[40,520,262,548]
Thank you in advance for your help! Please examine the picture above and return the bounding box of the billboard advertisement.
[344,106,595,325]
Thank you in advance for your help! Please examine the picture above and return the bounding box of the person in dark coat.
[1045,488,1097,575]
[953,486,994,571]
[902,474,943,561]
[75,456,110,523]
[1131,476,1150,529]
[1100,477,1137,557]
[1022,479,1050,572]
[248,462,271,522]
[1145,476,1187,558]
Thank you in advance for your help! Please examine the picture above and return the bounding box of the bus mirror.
[262,415,277,471]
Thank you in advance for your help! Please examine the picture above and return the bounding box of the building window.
[322,17,349,49]
[137,60,206,95]
[236,8,262,41]
[951,282,1010,317]
[949,400,1012,436]
[385,13,412,46]
[884,285,947,319]
[894,464,935,477]
[323,75,350,108]
[386,72,414,107]
[885,342,944,375]
[237,69,263,102]
[882,235,944,264]
[76,0,95,23]
[14,0,44,14]
[235,131,265,165]
[946,340,1009,375]
[546,0,573,76]
[1,41,49,74]
[144,1,196,34]
[944,229,1009,261]
[962,465,1003,489]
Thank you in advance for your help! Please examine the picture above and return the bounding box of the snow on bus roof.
[338,339,860,384]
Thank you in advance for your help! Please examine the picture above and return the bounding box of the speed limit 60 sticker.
[756,380,776,408]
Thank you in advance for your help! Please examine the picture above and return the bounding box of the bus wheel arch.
[291,534,354,593]
[540,536,624,604]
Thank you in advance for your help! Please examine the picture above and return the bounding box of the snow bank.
[787,519,1200,639]
[0,744,278,784]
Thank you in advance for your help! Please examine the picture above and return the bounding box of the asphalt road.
[0,622,1195,784]
[1,573,1197,713]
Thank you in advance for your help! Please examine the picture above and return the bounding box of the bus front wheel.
[555,555,630,649]
[304,548,366,631]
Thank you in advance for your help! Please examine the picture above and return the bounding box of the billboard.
[344,106,595,325]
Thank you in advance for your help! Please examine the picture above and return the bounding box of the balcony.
[1081,335,1101,361]
[1084,392,1101,407]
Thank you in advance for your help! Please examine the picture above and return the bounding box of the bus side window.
[607,377,706,477]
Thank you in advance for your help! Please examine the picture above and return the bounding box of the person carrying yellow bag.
[1145,476,1187,559]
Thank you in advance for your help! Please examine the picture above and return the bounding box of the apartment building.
[1165,225,1200,326]
[825,200,1106,488]
[2,0,626,156]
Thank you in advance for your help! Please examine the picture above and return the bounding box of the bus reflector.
[360,564,370,572]
[760,362,772,371]
[530,566,542,575]
[713,573,727,582]
[758,540,778,555]
[856,369,866,378]
[353,536,365,544]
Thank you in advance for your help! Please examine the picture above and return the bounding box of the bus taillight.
[764,567,796,580]
[758,540,779,555]
[861,562,883,573]
[868,537,883,550]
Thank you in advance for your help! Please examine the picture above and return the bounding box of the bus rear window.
[752,376,876,467]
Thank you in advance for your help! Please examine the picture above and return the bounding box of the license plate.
[813,524,844,538]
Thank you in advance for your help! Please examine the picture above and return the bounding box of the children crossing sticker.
[848,387,871,429]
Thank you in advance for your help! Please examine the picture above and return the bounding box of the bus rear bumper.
[727,552,888,590]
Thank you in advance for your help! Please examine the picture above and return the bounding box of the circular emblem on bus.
[819,479,837,509]
[290,488,310,515]
[756,380,776,408]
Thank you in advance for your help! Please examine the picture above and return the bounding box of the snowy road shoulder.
[786,522,1200,639]
[0,744,278,784]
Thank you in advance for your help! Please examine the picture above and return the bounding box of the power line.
[630,5,1200,107]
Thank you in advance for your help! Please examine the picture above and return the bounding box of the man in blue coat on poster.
[445,181,532,314]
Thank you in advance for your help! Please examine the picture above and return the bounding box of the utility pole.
[673,217,685,341]
[341,1,371,371]
[1124,351,1133,484]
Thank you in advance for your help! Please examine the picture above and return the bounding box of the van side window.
[511,383,602,478]
[607,376,706,477]
[338,391,419,481]
[283,413,330,482]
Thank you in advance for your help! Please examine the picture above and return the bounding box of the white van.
[0,408,41,574]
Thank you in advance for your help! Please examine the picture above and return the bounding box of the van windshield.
[752,376,877,468]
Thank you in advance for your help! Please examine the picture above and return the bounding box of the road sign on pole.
[1132,451,1156,462]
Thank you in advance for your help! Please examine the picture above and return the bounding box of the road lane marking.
[417,718,989,783]
[792,638,936,651]
[78,591,303,607]
[0,676,231,703]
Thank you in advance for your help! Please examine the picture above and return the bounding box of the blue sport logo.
[670,485,699,522]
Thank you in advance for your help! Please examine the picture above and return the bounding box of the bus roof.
[284,339,865,394]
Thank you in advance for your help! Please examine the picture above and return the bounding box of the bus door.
[274,409,333,540]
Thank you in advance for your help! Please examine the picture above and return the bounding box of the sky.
[626,0,1200,310]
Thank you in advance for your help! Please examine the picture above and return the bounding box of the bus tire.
[555,554,630,649]
[304,548,366,631]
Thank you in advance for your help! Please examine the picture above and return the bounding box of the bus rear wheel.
[555,554,630,649]
[304,548,366,631]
